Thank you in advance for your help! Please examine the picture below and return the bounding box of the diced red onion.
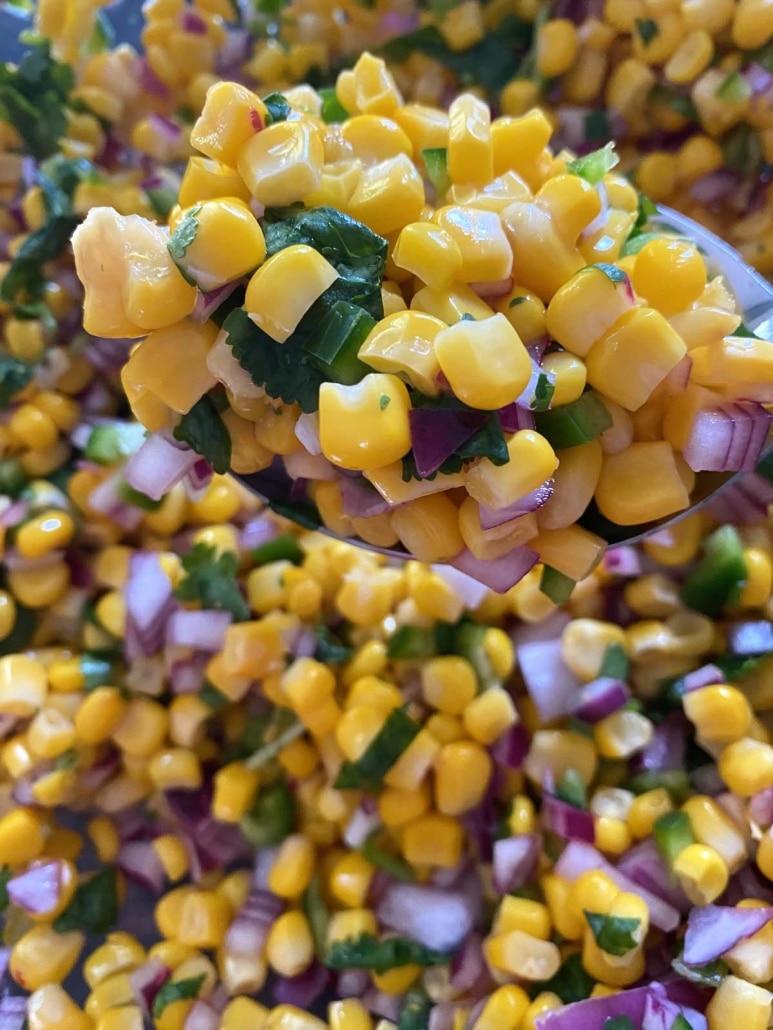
[0,499,29,529]
[192,281,240,324]
[643,983,707,1030]
[542,796,595,842]
[169,653,208,695]
[536,986,651,1030]
[180,8,208,33]
[683,904,773,965]
[554,841,680,932]
[497,402,535,433]
[430,563,490,610]
[2,548,65,573]
[682,400,773,473]
[7,860,64,917]
[138,58,171,98]
[337,968,370,997]
[125,431,200,502]
[165,609,232,652]
[124,551,175,659]
[572,677,630,723]
[470,277,514,298]
[449,932,487,995]
[492,834,542,893]
[377,882,477,952]
[240,516,277,552]
[184,1001,219,1030]
[225,890,285,957]
[491,722,530,769]
[515,357,556,411]
[707,470,773,524]
[83,336,133,375]
[184,460,214,501]
[339,475,394,518]
[216,28,251,74]
[294,412,322,455]
[343,802,381,849]
[516,638,580,722]
[448,545,539,594]
[129,959,172,1015]
[744,62,773,95]
[603,546,642,577]
[362,988,403,1023]
[88,475,145,532]
[252,845,280,890]
[629,713,686,774]
[272,961,330,1009]
[750,787,773,827]
[377,10,421,38]
[478,479,554,529]
[409,406,486,479]
[284,450,337,482]
[117,841,166,894]
[0,995,27,1030]
[726,619,773,655]
[616,838,691,913]
[681,663,725,693]
[79,378,113,415]
[690,169,742,206]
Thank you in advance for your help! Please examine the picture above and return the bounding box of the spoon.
[234,204,773,558]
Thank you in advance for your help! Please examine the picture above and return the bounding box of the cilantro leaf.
[313,624,353,664]
[361,829,416,882]
[263,92,291,124]
[599,643,629,679]
[422,147,451,197]
[398,991,433,1030]
[532,952,594,1004]
[567,142,619,184]
[173,391,232,475]
[670,1018,694,1030]
[152,975,205,1018]
[54,867,119,934]
[241,779,296,847]
[635,18,659,45]
[0,866,12,912]
[716,70,751,103]
[584,911,641,956]
[335,707,421,791]
[723,123,762,176]
[319,86,349,123]
[0,356,34,411]
[531,372,555,412]
[302,874,329,959]
[175,542,250,621]
[325,933,451,974]
[554,768,587,809]
[168,204,202,261]
[200,680,229,710]
[0,41,74,160]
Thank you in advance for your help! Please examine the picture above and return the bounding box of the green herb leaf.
[540,565,575,605]
[319,86,350,123]
[87,9,116,53]
[175,542,250,621]
[567,142,619,184]
[670,1016,694,1030]
[302,874,329,959]
[0,866,12,912]
[117,478,163,512]
[361,829,416,882]
[84,422,146,465]
[152,975,205,1018]
[313,624,353,664]
[555,768,587,809]
[422,147,451,197]
[263,92,291,124]
[509,296,527,308]
[386,625,438,660]
[0,356,34,411]
[716,70,752,103]
[532,952,594,1004]
[335,707,421,791]
[450,619,498,689]
[584,911,641,956]
[680,525,747,616]
[398,991,433,1030]
[624,769,691,803]
[168,204,202,261]
[531,373,555,412]
[241,779,295,847]
[671,954,728,988]
[723,123,762,176]
[653,809,695,869]
[80,653,115,691]
[252,533,305,566]
[0,42,74,160]
[604,1018,636,1030]
[584,109,611,143]
[534,391,612,449]
[635,17,659,45]
[325,933,451,974]
[173,392,232,475]
[200,680,229,711]
[54,867,119,934]
[599,643,630,680]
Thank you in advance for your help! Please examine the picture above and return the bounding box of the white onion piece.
[294,412,322,455]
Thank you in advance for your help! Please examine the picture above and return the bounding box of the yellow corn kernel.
[87,816,119,864]
[178,156,251,209]
[112,697,169,758]
[719,738,773,796]
[434,740,493,815]
[524,729,597,791]
[521,992,564,1030]
[319,372,412,472]
[447,93,493,187]
[151,835,188,883]
[86,971,135,1020]
[328,852,375,909]
[501,200,585,302]
[683,684,752,746]
[595,816,633,857]
[264,1006,327,1030]
[245,244,338,343]
[266,910,315,978]
[175,889,232,949]
[402,813,463,868]
[95,1005,144,1030]
[706,975,772,1030]
[484,930,561,981]
[537,17,578,77]
[682,795,747,873]
[384,727,442,791]
[466,430,558,510]
[371,963,421,995]
[212,762,261,823]
[434,206,512,282]
[378,782,432,827]
[0,806,45,865]
[346,676,402,715]
[541,873,584,940]
[560,618,627,682]
[75,688,127,746]
[8,403,58,450]
[27,985,92,1030]
[628,789,674,840]
[541,351,587,408]
[494,897,551,940]
[122,318,218,417]
[463,687,517,744]
[532,525,606,582]
[220,998,270,1030]
[596,442,690,526]
[27,707,76,758]
[594,710,654,760]
[582,928,644,987]
[327,908,379,947]
[148,747,203,791]
[328,999,372,1030]
[412,281,496,325]
[691,335,773,400]
[570,870,620,924]
[173,199,266,292]
[739,547,772,608]
[267,835,316,900]
[673,842,728,905]
[358,310,445,396]
[11,925,84,991]
[191,80,266,166]
[421,655,477,715]
[6,316,45,363]
[238,117,323,207]
[347,154,426,237]
[434,313,530,410]
[391,222,462,290]
[0,589,16,642]
[733,0,773,47]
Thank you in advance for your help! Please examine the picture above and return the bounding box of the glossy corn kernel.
[463,687,518,744]
[434,205,512,284]
[191,81,267,166]
[347,154,426,236]
[148,747,203,791]
[434,740,493,815]
[328,999,373,1030]
[245,244,338,343]
[238,119,323,207]
[319,373,412,471]
[434,313,530,410]
[178,156,252,208]
[378,782,432,827]
[683,684,753,746]
[11,926,85,991]
[705,975,772,1030]
[402,813,463,868]
[358,310,444,396]
[466,430,558,510]
[26,985,92,1030]
[447,92,493,187]
[268,834,316,899]
[494,897,552,940]
[484,930,562,981]
[172,199,266,293]
[673,842,728,905]
[596,442,690,526]
[391,222,462,290]
[501,201,584,301]
[266,910,315,978]
[719,738,773,796]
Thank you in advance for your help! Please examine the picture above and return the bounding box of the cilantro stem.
[245,718,306,770]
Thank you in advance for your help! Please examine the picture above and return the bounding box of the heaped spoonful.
[71,63,773,594]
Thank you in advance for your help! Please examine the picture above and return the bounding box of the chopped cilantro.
[241,779,295,847]
[152,975,205,1018]
[263,92,291,124]
[0,356,34,411]
[116,479,163,512]
[167,204,202,261]
[584,911,641,956]
[554,768,587,809]
[0,41,74,160]
[567,142,619,184]
[87,9,116,53]
[200,680,229,711]
[624,768,691,802]
[319,86,349,123]
[252,533,305,566]
[635,18,659,46]
[532,952,594,1004]
[584,109,611,142]
[302,874,329,958]
[325,933,451,973]
[716,70,752,103]
[173,391,232,475]
[509,296,527,308]
[605,1018,635,1030]
[531,373,555,412]
[723,123,762,176]
[671,954,728,988]
[54,867,119,934]
[175,542,250,621]
[653,810,695,869]
[422,147,451,197]
[380,394,391,410]
[313,624,353,664]
[398,992,433,1030]
[335,707,421,791]
[540,565,575,605]
[0,866,11,912]
[361,829,416,882]
[386,624,438,660]
[670,1018,694,1030]
[599,643,630,680]
[621,230,663,258]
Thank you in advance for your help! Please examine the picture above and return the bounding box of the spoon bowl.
[234,204,773,560]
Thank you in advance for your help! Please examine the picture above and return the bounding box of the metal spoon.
[234,204,773,558]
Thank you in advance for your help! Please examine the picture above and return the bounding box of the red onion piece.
[340,476,394,519]
[2,548,64,573]
[726,619,773,655]
[470,277,513,298]
[336,968,370,997]
[343,802,381,849]
[642,983,707,1030]
[478,479,554,529]
[491,722,530,769]
[616,838,691,913]
[0,996,27,1030]
[536,986,651,1030]
[180,8,208,33]
[629,713,686,774]
[744,61,773,94]
[579,181,609,242]
[542,796,595,842]
[125,551,175,659]
[554,841,680,932]
[683,904,773,965]
[707,470,773,524]
[680,663,724,693]
[138,59,171,98]
[7,860,64,917]
[225,890,284,958]
[184,1002,219,1030]
[408,407,486,479]
[88,475,145,532]
[272,961,331,1009]
[117,841,166,894]
[603,545,642,577]
[362,988,403,1023]
[165,609,232,652]
[377,882,478,952]
[572,677,630,723]
[169,654,208,694]
[497,402,535,433]
[690,170,742,206]
[240,516,277,552]
[516,637,580,722]
[124,431,199,502]
[192,281,240,323]
[129,959,172,1015]
[83,337,133,375]
[682,401,773,473]
[749,788,773,827]
[449,932,488,995]
[448,545,539,594]
[492,834,542,893]
[0,499,29,529]
[184,459,213,500]
[430,563,490,611]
